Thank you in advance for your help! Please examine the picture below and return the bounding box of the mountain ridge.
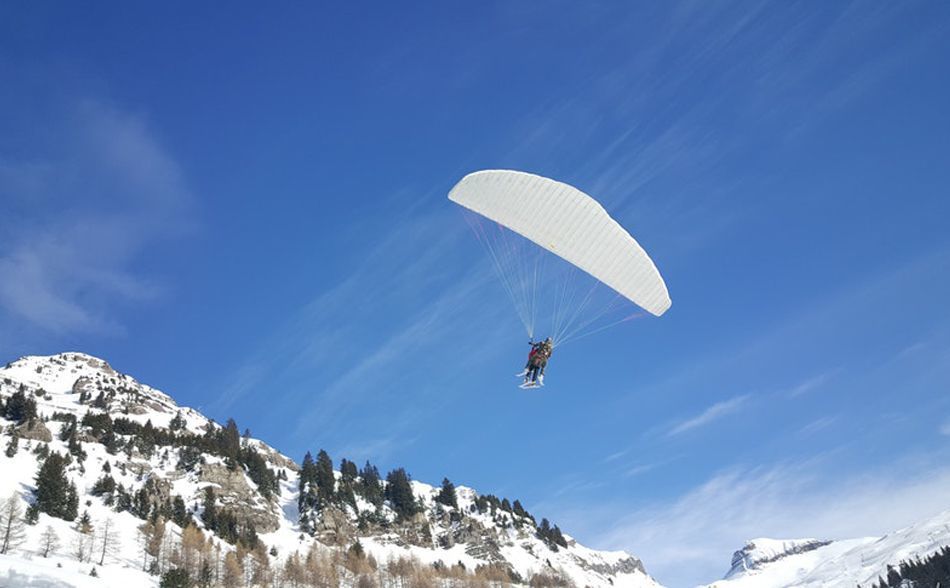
[4,351,950,588]
[0,351,659,588]
[702,511,950,587]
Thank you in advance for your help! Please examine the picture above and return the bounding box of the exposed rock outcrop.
[200,462,280,533]
[15,418,52,442]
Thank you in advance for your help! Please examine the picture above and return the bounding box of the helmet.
[544,337,552,344]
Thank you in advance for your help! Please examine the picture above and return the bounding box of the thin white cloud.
[550,475,607,499]
[496,2,942,271]
[290,264,499,442]
[797,416,837,437]
[213,202,516,457]
[213,209,477,408]
[333,435,414,465]
[598,453,950,587]
[787,372,834,398]
[940,420,950,437]
[603,449,629,463]
[622,463,657,478]
[666,394,750,437]
[0,100,193,335]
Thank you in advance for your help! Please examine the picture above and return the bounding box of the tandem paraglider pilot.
[448,169,672,391]
[518,337,553,388]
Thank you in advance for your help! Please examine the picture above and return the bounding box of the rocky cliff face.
[0,352,660,587]
[705,510,950,588]
[726,538,832,577]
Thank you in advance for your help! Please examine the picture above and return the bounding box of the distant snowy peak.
[707,510,950,587]
[726,537,832,577]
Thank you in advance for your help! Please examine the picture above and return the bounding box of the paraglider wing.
[448,170,671,316]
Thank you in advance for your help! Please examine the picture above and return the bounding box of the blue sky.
[2,2,950,585]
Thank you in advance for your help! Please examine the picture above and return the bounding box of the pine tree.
[34,452,78,521]
[359,461,383,507]
[160,568,191,588]
[887,565,901,586]
[92,391,107,409]
[169,412,186,432]
[243,447,278,500]
[59,418,76,442]
[551,524,567,548]
[298,451,318,515]
[340,459,358,485]
[65,482,79,521]
[32,442,49,460]
[513,500,528,518]
[4,431,18,458]
[385,468,419,519]
[337,484,357,511]
[139,420,157,459]
[300,451,317,485]
[91,474,116,496]
[315,449,335,505]
[25,504,39,525]
[67,428,85,461]
[535,517,567,549]
[221,418,241,468]
[435,478,458,509]
[0,493,26,554]
[132,486,151,519]
[335,457,358,510]
[171,496,189,528]
[201,487,217,531]
[3,389,37,424]
[538,518,552,538]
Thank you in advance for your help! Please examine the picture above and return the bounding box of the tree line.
[863,545,950,587]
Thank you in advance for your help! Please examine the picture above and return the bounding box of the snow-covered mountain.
[0,352,660,587]
[703,510,950,588]
[6,351,949,588]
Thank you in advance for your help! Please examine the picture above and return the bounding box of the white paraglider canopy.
[449,170,671,324]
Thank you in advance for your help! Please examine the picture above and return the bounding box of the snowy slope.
[0,353,247,588]
[725,538,832,577]
[704,509,950,588]
[5,352,950,588]
[0,352,661,587]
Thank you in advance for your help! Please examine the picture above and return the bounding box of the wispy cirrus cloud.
[603,449,629,463]
[214,203,516,458]
[597,452,950,587]
[666,394,750,437]
[786,372,836,398]
[622,463,658,479]
[0,100,194,337]
[495,2,945,269]
[332,435,417,465]
[797,415,837,438]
